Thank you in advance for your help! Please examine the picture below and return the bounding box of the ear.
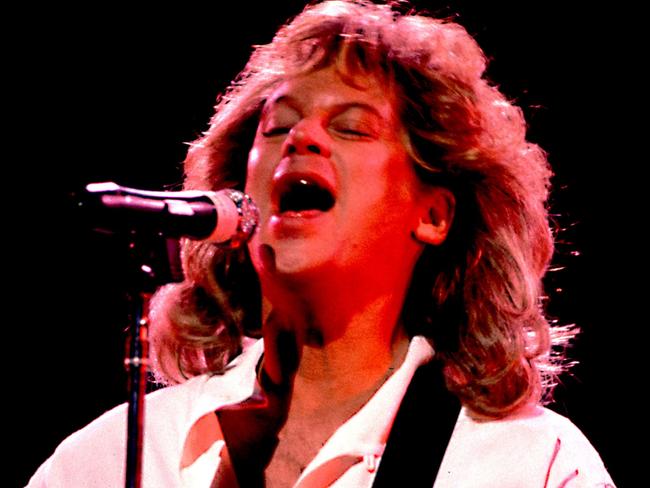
[413,187,455,246]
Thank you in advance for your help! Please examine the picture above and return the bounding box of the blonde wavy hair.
[149,0,575,418]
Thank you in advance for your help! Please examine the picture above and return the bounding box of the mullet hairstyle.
[148,0,576,418]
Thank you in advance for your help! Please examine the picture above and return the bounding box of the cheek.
[357,146,417,202]
[361,153,424,234]
[244,145,266,197]
[384,148,422,202]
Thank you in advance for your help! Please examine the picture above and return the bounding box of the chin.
[252,239,335,283]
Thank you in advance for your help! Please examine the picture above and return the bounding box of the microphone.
[80,182,259,248]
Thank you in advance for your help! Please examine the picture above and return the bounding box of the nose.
[281,119,332,159]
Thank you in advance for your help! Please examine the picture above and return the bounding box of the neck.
[260,272,412,418]
[291,324,409,419]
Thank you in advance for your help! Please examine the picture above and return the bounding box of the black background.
[13,2,635,486]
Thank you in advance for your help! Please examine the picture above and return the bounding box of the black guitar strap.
[372,360,461,487]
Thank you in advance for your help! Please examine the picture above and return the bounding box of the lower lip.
[276,209,324,219]
[270,210,330,232]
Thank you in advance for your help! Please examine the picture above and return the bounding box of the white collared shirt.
[27,336,615,487]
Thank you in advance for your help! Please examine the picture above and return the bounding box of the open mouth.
[278,178,335,214]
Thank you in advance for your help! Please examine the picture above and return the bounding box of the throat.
[264,343,406,487]
[290,333,409,419]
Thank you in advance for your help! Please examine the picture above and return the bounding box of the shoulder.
[460,404,592,446]
[436,405,616,487]
[26,378,207,487]
[523,407,616,487]
[26,337,263,487]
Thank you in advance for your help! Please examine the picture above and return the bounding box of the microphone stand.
[123,234,183,488]
[76,181,258,487]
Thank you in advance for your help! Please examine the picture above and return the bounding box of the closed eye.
[333,127,373,139]
[261,127,291,137]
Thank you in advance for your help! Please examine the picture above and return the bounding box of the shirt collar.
[295,335,435,487]
[180,335,435,487]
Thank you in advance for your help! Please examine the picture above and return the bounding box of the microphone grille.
[217,189,259,249]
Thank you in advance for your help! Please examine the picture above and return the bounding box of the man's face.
[245,66,431,288]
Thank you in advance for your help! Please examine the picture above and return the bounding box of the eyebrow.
[264,94,387,121]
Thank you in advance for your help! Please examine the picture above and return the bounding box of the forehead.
[263,66,398,119]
